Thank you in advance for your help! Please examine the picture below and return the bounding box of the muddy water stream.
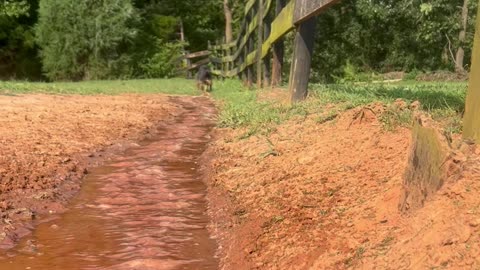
[0,97,218,270]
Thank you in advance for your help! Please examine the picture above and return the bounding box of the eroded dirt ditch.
[0,96,218,270]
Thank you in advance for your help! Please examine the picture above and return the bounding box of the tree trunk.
[224,0,233,43]
[179,19,185,43]
[456,0,469,73]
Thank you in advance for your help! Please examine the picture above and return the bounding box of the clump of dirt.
[0,94,180,248]
[205,101,480,269]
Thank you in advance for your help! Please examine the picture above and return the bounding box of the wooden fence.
[175,50,211,79]
[207,0,339,102]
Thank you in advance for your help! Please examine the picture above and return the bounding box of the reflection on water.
[0,97,218,270]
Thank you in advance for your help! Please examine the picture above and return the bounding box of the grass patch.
[310,81,466,129]
[212,80,466,135]
[379,107,414,131]
[212,80,306,135]
[0,78,199,96]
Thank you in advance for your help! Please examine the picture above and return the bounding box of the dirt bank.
[0,94,183,248]
[205,100,480,269]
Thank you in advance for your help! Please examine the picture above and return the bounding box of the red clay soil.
[204,96,480,269]
[0,94,183,248]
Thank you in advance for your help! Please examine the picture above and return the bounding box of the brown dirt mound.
[0,94,181,248]
[205,105,480,269]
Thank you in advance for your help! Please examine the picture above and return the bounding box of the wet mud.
[0,96,218,270]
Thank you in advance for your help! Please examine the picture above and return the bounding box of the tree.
[35,0,138,81]
[310,0,478,82]
[135,0,224,52]
[456,0,469,73]
[224,0,233,43]
[0,0,42,80]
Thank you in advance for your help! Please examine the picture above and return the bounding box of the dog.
[196,65,213,93]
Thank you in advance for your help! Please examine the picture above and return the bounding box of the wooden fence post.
[227,46,232,77]
[256,0,264,88]
[246,9,254,88]
[185,50,192,79]
[271,0,286,87]
[263,5,272,88]
[289,16,317,102]
[223,37,228,79]
[463,3,480,143]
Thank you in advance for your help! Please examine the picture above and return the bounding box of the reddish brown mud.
[205,90,480,270]
[0,96,218,270]
[0,94,180,247]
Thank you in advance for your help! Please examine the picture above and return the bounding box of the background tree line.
[0,0,224,80]
[0,0,477,82]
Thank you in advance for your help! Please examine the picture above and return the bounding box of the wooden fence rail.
[176,50,211,78]
[205,0,339,101]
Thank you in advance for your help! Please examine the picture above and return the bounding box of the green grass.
[311,81,466,114]
[0,78,199,96]
[212,79,310,137]
[212,79,467,136]
[310,81,467,133]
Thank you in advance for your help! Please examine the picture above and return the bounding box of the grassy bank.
[212,80,467,135]
[0,78,199,96]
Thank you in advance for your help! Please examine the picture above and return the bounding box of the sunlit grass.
[212,79,467,135]
[0,78,199,96]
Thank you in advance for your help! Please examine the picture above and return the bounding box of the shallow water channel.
[0,97,218,270]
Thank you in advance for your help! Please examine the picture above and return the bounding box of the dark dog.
[196,65,212,93]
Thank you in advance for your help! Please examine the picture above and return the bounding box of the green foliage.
[332,61,381,83]
[35,0,138,81]
[404,69,421,81]
[141,41,186,78]
[135,0,224,52]
[0,0,29,17]
[148,15,179,41]
[311,0,478,82]
[0,0,42,80]
[3,0,478,81]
